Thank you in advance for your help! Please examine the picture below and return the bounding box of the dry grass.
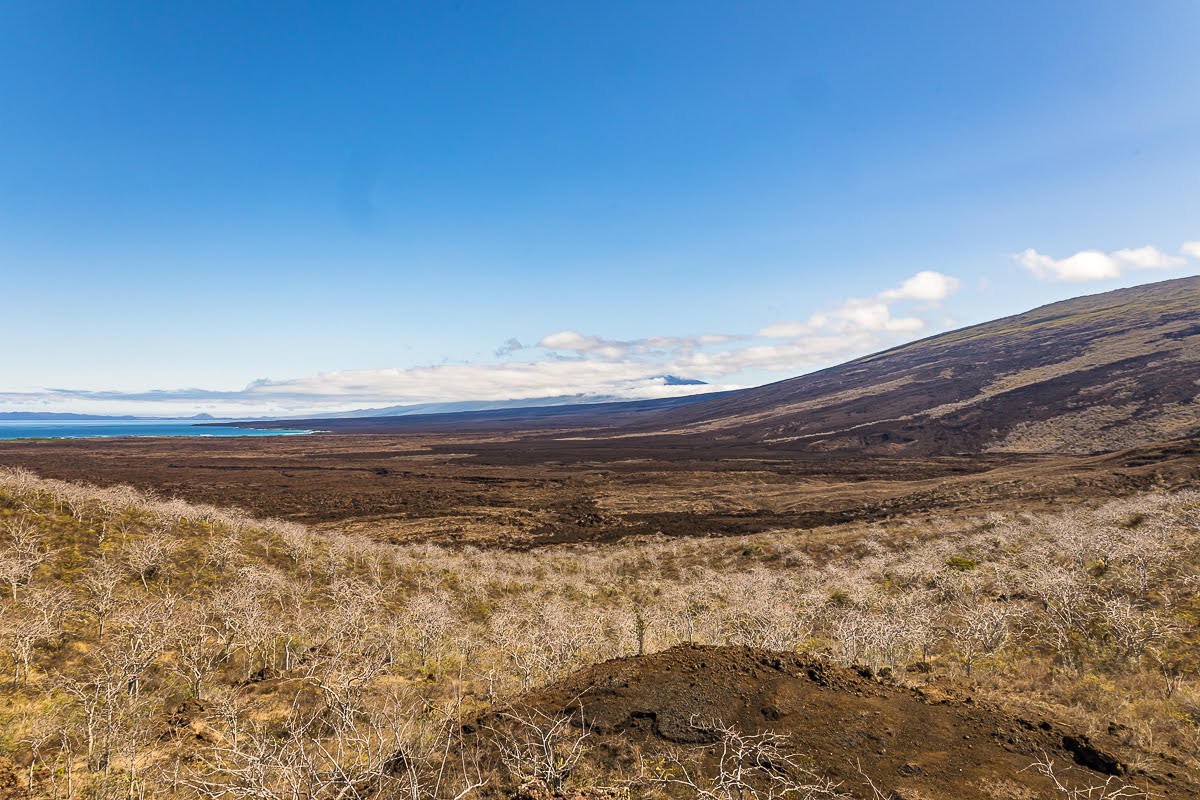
[0,466,1197,798]
[988,400,1200,454]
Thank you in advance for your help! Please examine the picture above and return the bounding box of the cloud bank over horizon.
[1,270,964,417]
[7,248,1197,419]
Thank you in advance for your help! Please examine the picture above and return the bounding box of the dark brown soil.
[494,645,1198,799]
[1,433,1196,547]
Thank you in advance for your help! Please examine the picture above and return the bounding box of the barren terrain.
[1,432,1197,547]
[500,645,1197,799]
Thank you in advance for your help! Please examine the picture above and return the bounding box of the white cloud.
[1113,246,1184,270]
[1017,249,1118,281]
[698,333,737,345]
[880,270,962,302]
[823,299,926,333]
[757,321,805,338]
[0,370,740,418]
[1182,241,1200,259]
[1017,245,1185,282]
[538,331,742,359]
[759,270,959,339]
[246,360,719,404]
[536,331,627,359]
[2,270,963,417]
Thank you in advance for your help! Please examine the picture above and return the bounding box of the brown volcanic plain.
[2,277,1198,547]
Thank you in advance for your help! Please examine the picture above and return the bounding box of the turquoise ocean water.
[0,421,316,440]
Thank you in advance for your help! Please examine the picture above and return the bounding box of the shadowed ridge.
[646,275,1200,454]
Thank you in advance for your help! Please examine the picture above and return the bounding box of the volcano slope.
[629,275,1200,454]
[484,645,1196,800]
[233,275,1200,459]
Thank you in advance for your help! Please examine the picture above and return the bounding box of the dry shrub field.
[1,466,1198,799]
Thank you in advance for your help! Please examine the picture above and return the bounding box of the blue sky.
[2,1,1199,416]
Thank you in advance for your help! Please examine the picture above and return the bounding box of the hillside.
[233,277,1200,458]
[647,276,1200,454]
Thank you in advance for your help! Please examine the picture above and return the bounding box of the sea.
[0,420,316,440]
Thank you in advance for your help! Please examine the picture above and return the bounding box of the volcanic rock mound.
[504,645,1196,799]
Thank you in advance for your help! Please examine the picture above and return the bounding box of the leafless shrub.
[208,570,288,681]
[80,559,126,642]
[828,595,925,675]
[123,529,180,589]
[301,588,394,729]
[3,470,1199,798]
[1023,752,1148,799]
[0,520,54,600]
[188,693,484,800]
[646,719,842,800]
[1024,566,1096,673]
[104,594,178,697]
[186,709,400,800]
[59,653,153,777]
[659,580,720,646]
[0,466,42,504]
[716,570,816,652]
[276,522,319,575]
[490,598,601,689]
[488,704,593,795]
[1099,596,1175,670]
[401,592,458,666]
[204,529,246,573]
[950,599,1014,676]
[0,586,69,685]
[165,598,236,700]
